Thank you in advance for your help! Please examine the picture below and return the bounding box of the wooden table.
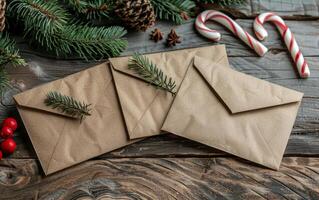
[1,1,319,199]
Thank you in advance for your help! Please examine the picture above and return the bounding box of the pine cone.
[150,28,163,42]
[115,0,156,31]
[167,29,181,47]
[0,0,6,32]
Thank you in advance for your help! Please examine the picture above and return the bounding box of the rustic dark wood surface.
[1,1,319,199]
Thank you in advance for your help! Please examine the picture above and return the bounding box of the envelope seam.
[45,118,68,174]
[255,123,279,167]
[131,91,161,135]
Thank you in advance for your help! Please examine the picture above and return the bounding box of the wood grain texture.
[1,1,319,198]
[0,157,318,200]
[7,131,319,159]
[251,0,319,18]
[13,19,319,58]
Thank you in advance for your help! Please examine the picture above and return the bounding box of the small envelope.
[109,45,230,139]
[162,56,303,170]
[14,63,136,175]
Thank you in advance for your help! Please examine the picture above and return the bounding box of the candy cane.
[254,12,310,78]
[195,10,268,57]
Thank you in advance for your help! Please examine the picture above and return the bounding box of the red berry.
[2,117,18,131]
[1,138,16,154]
[0,150,2,160]
[1,126,13,139]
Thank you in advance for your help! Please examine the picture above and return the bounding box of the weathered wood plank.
[8,131,319,159]
[5,53,319,96]
[110,19,319,57]
[15,19,319,58]
[199,0,253,18]
[251,0,319,18]
[0,157,318,199]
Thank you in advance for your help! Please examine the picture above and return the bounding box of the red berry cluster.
[0,117,18,160]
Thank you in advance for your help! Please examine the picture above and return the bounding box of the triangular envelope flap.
[194,56,303,113]
[13,79,70,117]
[14,63,109,118]
[109,45,229,85]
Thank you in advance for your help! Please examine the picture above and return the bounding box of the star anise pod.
[180,12,190,21]
[150,28,163,42]
[167,29,181,47]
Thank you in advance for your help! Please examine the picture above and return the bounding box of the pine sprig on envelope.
[45,91,91,121]
[129,53,177,95]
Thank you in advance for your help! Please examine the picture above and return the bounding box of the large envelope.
[109,45,229,139]
[14,63,136,175]
[162,56,303,170]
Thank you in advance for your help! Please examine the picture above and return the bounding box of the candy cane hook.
[254,12,310,78]
[195,10,268,57]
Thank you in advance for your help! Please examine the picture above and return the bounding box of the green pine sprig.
[8,0,69,35]
[64,0,115,20]
[8,0,128,60]
[45,91,92,121]
[150,0,195,24]
[197,0,245,6]
[0,33,26,96]
[129,53,176,96]
[34,24,128,60]
[0,33,26,67]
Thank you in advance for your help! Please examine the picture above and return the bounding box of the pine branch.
[150,0,195,24]
[197,0,245,6]
[0,33,26,97]
[0,33,26,66]
[8,0,69,36]
[33,24,128,59]
[129,53,176,95]
[45,91,91,121]
[64,0,116,20]
[8,0,128,60]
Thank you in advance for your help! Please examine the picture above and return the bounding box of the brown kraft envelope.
[109,45,229,139]
[14,63,137,175]
[162,56,303,170]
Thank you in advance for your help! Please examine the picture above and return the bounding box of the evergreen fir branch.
[32,24,128,60]
[64,0,115,20]
[45,91,91,121]
[8,0,69,36]
[129,53,176,95]
[0,33,26,66]
[197,0,245,6]
[150,0,195,24]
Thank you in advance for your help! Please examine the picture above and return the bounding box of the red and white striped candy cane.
[195,10,268,57]
[254,12,310,78]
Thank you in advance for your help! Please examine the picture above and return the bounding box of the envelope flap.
[109,46,230,85]
[194,56,303,113]
[110,56,151,83]
[13,79,74,117]
[14,64,110,118]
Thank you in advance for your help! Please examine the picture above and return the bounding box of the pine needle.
[8,0,69,35]
[35,25,128,60]
[64,0,115,20]
[150,0,195,24]
[129,53,176,96]
[45,91,92,121]
[8,0,128,60]
[197,0,245,6]
[0,33,26,67]
[0,33,26,96]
